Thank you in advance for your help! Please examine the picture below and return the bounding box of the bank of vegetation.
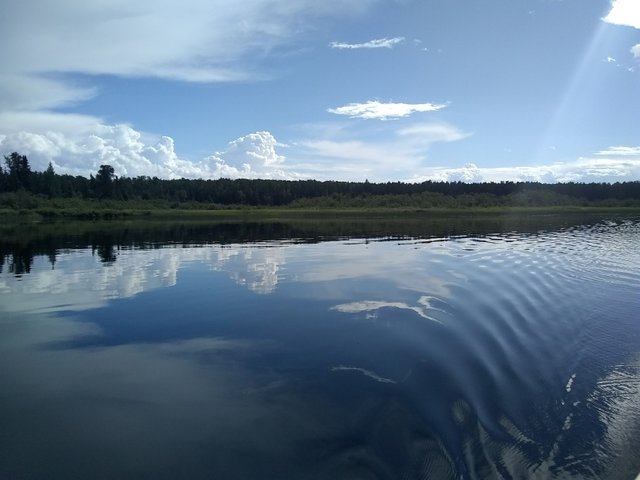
[2,152,640,219]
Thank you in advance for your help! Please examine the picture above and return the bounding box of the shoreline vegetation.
[1,152,640,221]
[3,202,640,223]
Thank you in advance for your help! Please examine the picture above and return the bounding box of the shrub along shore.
[2,199,640,223]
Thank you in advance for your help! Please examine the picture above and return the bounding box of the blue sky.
[0,0,638,182]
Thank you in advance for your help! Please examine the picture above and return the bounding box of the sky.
[0,0,639,183]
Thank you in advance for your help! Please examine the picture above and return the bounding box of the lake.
[1,214,639,479]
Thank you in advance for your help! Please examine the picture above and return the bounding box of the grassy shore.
[2,190,640,222]
[2,204,640,224]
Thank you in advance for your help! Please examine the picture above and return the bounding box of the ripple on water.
[400,219,640,478]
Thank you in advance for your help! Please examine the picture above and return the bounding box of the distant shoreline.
[3,157,640,220]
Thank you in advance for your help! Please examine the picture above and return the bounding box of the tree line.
[2,152,640,208]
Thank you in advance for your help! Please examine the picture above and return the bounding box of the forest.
[2,152,640,210]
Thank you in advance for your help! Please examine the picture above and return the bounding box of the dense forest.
[2,152,640,209]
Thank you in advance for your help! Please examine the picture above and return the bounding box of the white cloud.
[3,116,638,183]
[596,146,640,156]
[2,0,373,82]
[0,111,104,137]
[0,74,97,112]
[1,118,466,182]
[0,0,375,116]
[329,37,405,49]
[207,131,294,180]
[1,125,205,178]
[603,0,640,29]
[397,123,469,143]
[442,163,484,183]
[0,125,295,180]
[632,44,640,58]
[293,121,471,181]
[410,147,640,183]
[327,100,447,120]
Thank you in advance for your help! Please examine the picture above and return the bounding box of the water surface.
[1,215,639,479]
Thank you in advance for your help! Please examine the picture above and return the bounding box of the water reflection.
[0,212,622,276]
[333,296,446,323]
[0,244,289,313]
[1,215,639,479]
[216,245,285,294]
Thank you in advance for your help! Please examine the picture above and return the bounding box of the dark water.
[1,215,639,479]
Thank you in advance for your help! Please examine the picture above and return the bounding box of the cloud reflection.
[0,245,288,313]
[1,239,455,316]
[332,296,444,324]
[214,246,284,294]
[331,365,398,384]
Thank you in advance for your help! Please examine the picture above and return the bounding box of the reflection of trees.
[0,214,625,276]
[0,239,58,276]
[0,246,34,275]
[9,248,34,275]
[47,251,56,269]
[93,238,117,264]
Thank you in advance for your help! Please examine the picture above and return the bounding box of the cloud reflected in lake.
[0,244,290,313]
[332,295,446,324]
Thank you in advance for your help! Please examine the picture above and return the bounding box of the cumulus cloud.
[207,131,293,179]
[443,163,484,183]
[327,100,447,120]
[329,37,405,49]
[0,117,466,182]
[410,147,640,184]
[3,115,638,184]
[604,1,640,65]
[603,0,640,29]
[0,124,187,178]
[0,125,294,180]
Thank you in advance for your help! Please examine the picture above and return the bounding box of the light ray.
[533,18,611,165]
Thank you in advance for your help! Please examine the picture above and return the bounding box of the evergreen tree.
[95,164,115,198]
[42,162,58,197]
[3,152,32,191]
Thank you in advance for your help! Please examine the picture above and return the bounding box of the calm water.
[1,215,639,479]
